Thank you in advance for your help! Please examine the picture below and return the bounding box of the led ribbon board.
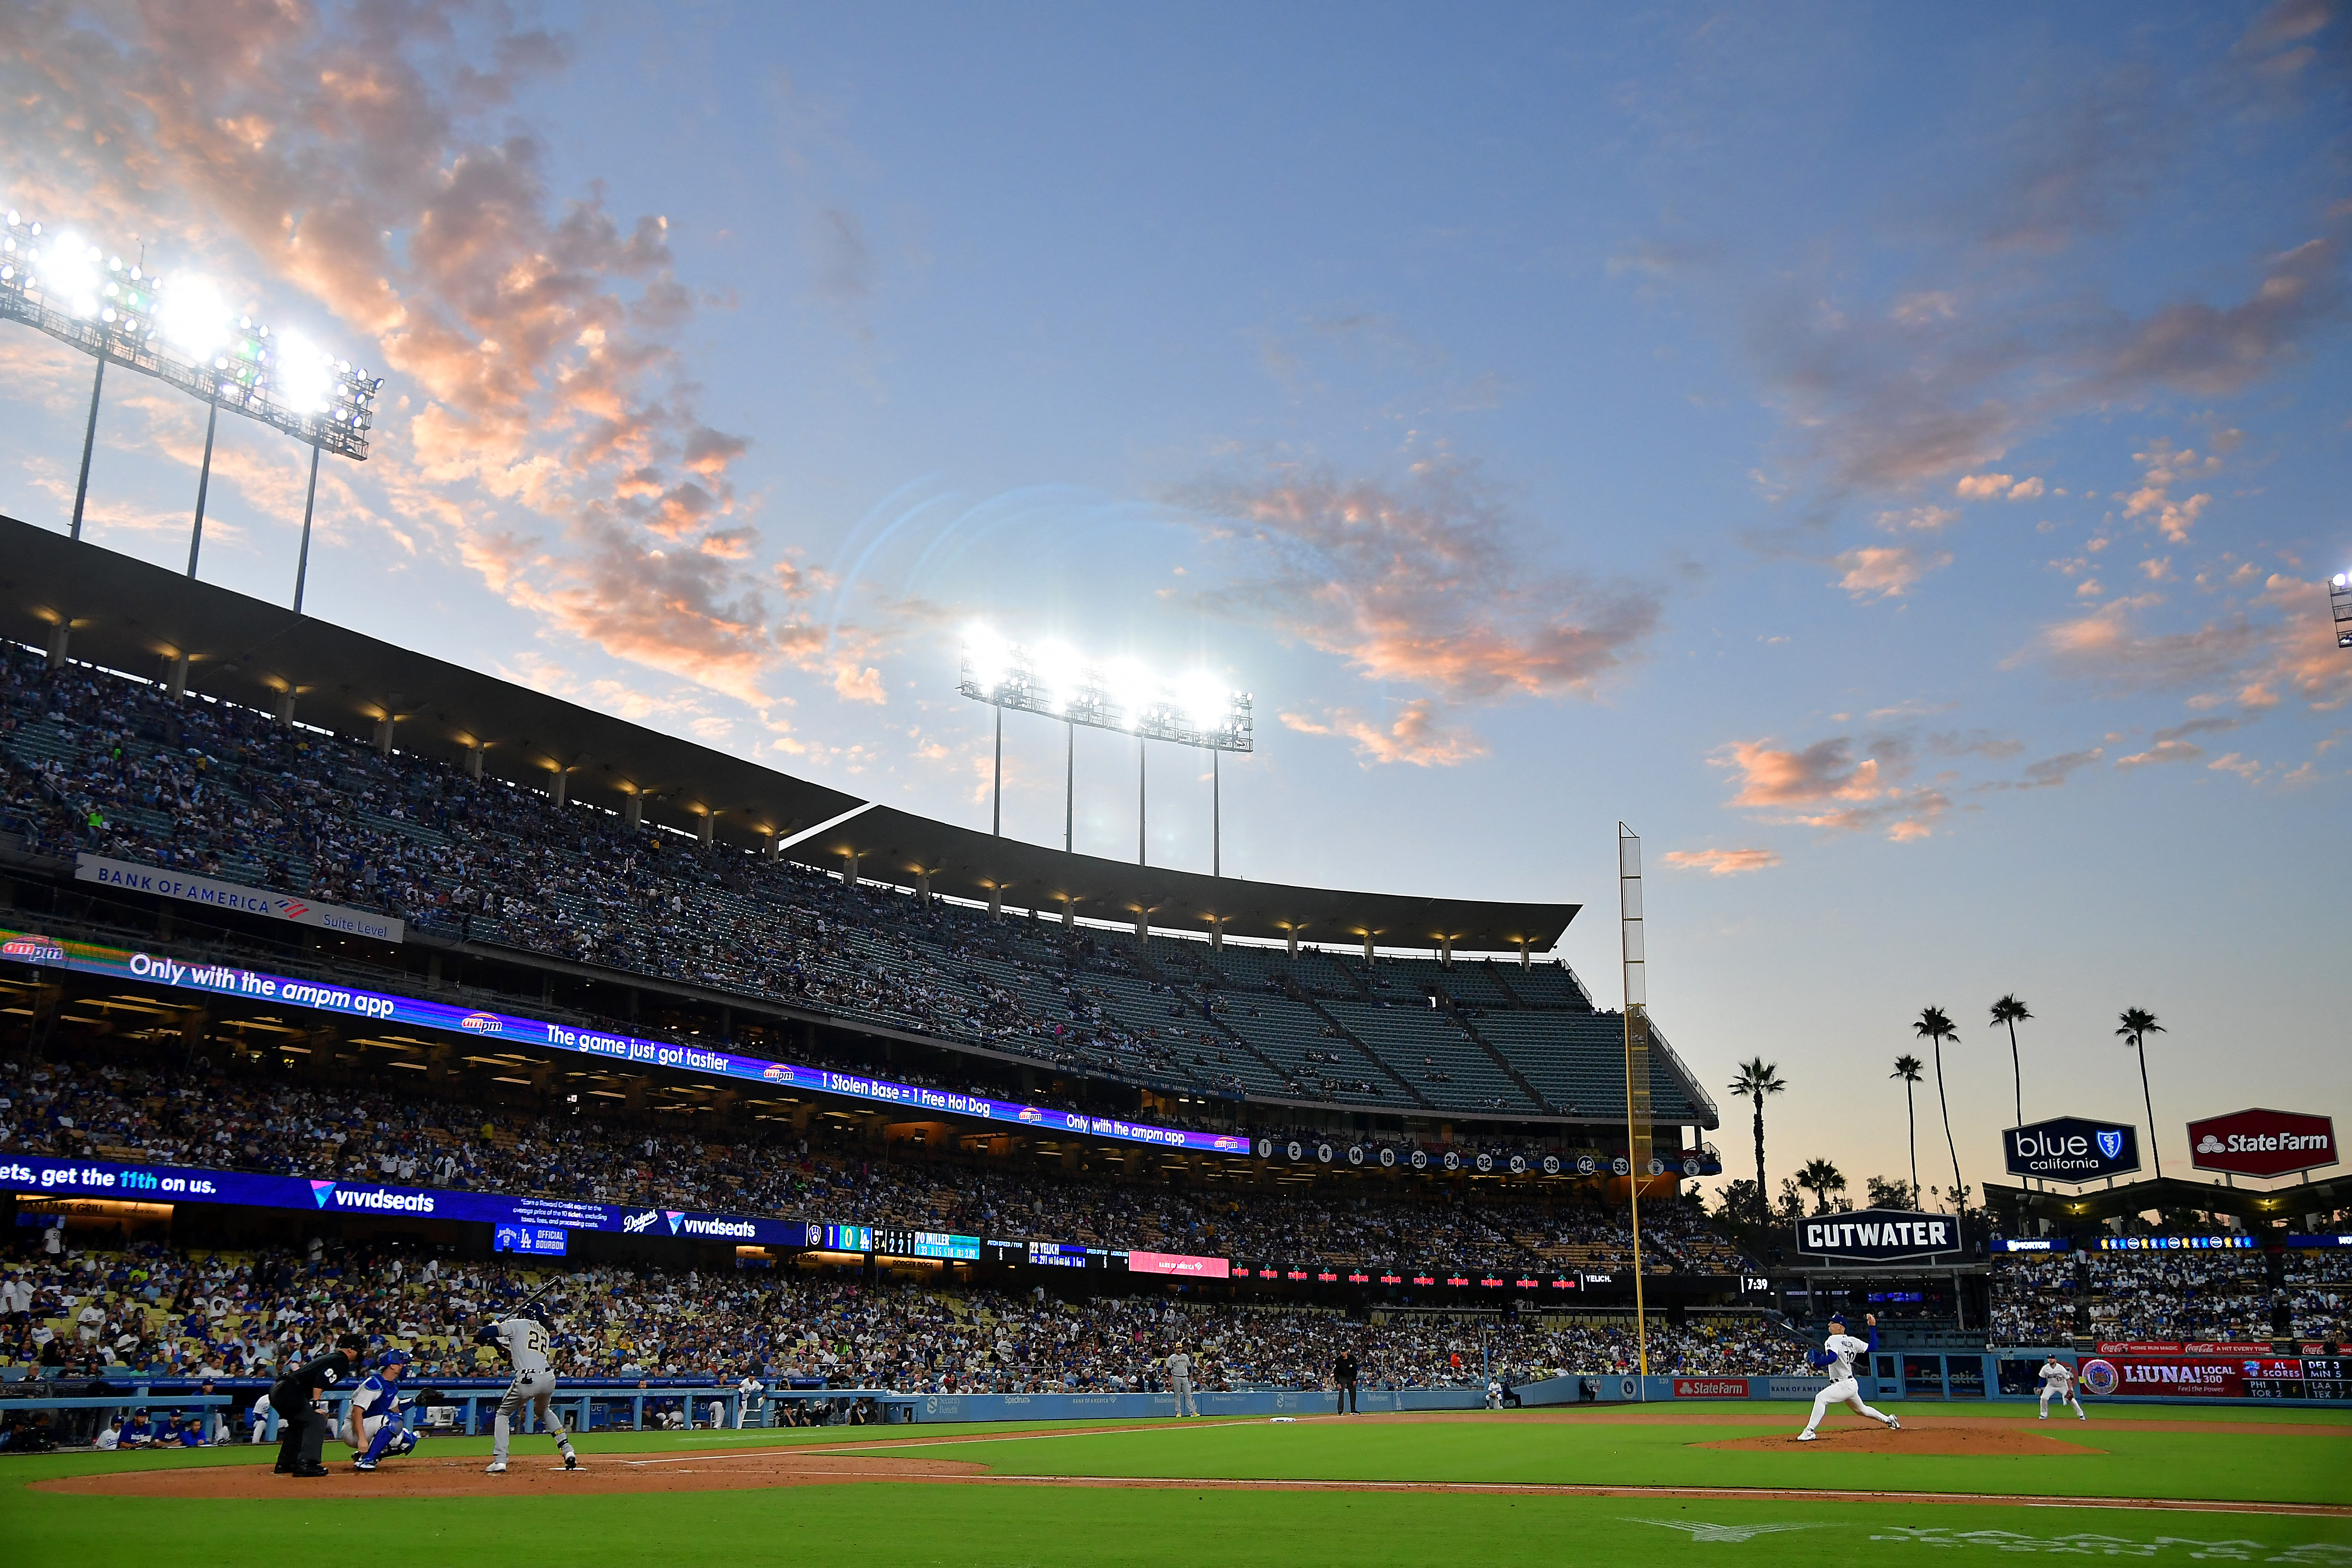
[0,1151,811,1246]
[0,928,1251,1155]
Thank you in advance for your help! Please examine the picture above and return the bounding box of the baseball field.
[5,1402,2348,1566]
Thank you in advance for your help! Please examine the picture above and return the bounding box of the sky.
[0,2,2347,1213]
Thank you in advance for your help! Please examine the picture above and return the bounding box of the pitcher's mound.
[1700,1425,2103,1457]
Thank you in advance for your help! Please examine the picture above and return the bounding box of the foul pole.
[1619,823,1654,1382]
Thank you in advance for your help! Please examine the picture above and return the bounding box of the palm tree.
[1989,994,2032,1128]
[1797,1157,1847,1214]
[1726,1057,1786,1227]
[2117,1007,2166,1179]
[1913,1006,1963,1215]
[1890,1053,1924,1200]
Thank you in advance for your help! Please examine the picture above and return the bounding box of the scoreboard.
[2243,1358,2351,1401]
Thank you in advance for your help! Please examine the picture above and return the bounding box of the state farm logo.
[2188,1108,2337,1178]
[1674,1378,1751,1398]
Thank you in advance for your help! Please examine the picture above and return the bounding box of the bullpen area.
[7,1401,2348,1565]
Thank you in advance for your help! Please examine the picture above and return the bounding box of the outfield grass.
[4,1405,2346,1568]
[871,1405,2352,1506]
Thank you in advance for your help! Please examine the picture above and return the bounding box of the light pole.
[956,629,1252,874]
[187,390,219,576]
[0,210,381,602]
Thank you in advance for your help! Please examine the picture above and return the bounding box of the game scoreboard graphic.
[0,926,1250,1157]
[1793,1207,1964,1262]
[2186,1108,2338,1179]
[2002,1114,2141,1181]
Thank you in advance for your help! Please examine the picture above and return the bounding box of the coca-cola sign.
[2187,1108,2337,1179]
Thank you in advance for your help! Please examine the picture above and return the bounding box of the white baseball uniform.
[1800,1329,1896,1437]
[2038,1358,2085,1420]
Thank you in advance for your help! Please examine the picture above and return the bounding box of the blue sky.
[1,2,2346,1206]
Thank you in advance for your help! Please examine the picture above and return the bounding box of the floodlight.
[964,624,1012,694]
[1172,670,1233,731]
[157,273,232,357]
[1103,658,1156,728]
[1032,639,1086,713]
[45,234,103,318]
[270,331,336,413]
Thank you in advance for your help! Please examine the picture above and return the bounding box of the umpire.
[1334,1349,1360,1415]
[270,1332,367,1477]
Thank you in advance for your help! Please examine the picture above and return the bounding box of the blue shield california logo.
[2096,1129,2125,1160]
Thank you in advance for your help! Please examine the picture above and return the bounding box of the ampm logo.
[459,1012,502,1035]
[310,1181,337,1208]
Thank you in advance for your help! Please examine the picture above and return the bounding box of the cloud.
[1927,730,2026,761]
[1710,733,1948,840]
[0,2,915,715]
[2013,746,2106,789]
[1873,505,1959,534]
[2115,739,2206,769]
[2021,572,2352,711]
[1281,700,1488,767]
[1660,847,1782,877]
[1174,455,1661,702]
[1953,472,2044,501]
[1748,210,2343,495]
[1831,545,1951,600]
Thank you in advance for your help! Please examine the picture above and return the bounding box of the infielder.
[1166,1345,1198,1419]
[1797,1312,1900,1441]
[347,1350,422,1472]
[474,1310,578,1474]
[2037,1355,2087,1421]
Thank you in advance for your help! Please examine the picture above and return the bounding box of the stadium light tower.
[2333,570,2351,649]
[957,627,1253,871]
[0,208,382,609]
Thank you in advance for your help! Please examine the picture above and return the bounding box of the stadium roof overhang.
[1984,1173,2352,1228]
[808,802,1573,951]
[0,518,1576,952]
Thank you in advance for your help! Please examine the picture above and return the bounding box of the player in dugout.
[270,1332,368,1477]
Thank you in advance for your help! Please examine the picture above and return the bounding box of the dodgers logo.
[310,1181,337,1208]
[622,1209,659,1234]
[2097,1129,2125,1160]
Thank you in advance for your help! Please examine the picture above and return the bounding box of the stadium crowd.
[0,1046,1747,1279]
[0,1242,1785,1397]
[1987,1246,2350,1346]
[0,645,1688,1124]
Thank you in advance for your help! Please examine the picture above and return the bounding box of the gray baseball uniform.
[488,1316,572,1466]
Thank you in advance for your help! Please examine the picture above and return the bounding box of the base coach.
[270,1333,367,1477]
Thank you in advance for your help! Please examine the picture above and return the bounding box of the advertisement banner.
[75,854,403,943]
[2187,1108,2338,1179]
[0,926,1250,1157]
[1673,1378,1751,1398]
[0,1152,808,1246]
[2079,1357,2251,1398]
[1125,1249,1231,1279]
[2002,1115,2141,1181]
[1793,1208,1964,1262]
